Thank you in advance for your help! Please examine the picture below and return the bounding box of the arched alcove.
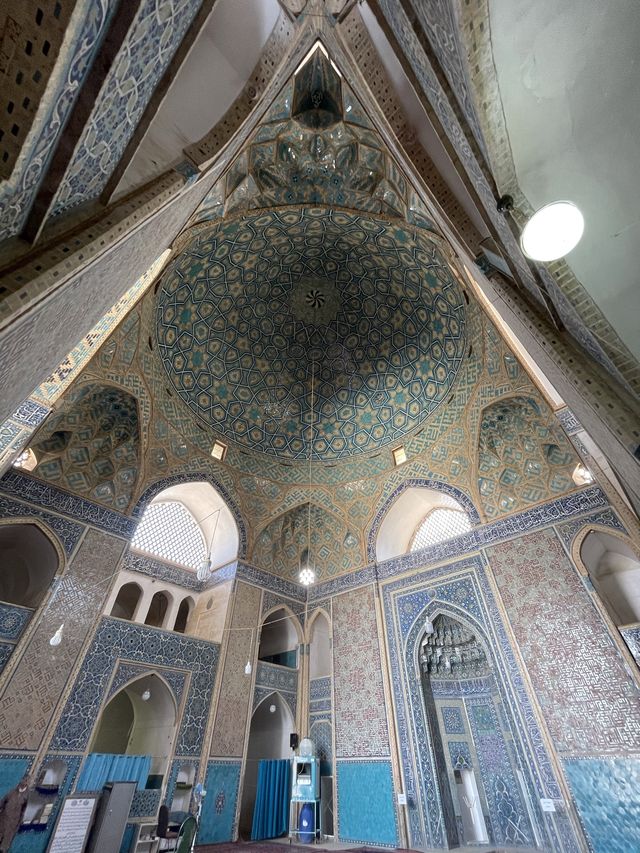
[258,608,300,668]
[89,674,177,779]
[110,582,143,621]
[417,612,534,847]
[375,488,472,562]
[580,530,640,625]
[239,693,295,839]
[309,612,331,679]
[132,480,239,571]
[145,591,171,628]
[173,596,194,633]
[0,523,59,608]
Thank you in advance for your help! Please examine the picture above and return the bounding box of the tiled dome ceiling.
[157,208,466,460]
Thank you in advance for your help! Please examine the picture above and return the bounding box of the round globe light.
[299,567,316,586]
[520,201,584,262]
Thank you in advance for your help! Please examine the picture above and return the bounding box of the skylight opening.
[295,40,341,77]
[132,501,206,570]
[410,508,472,552]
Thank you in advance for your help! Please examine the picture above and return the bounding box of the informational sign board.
[47,795,98,853]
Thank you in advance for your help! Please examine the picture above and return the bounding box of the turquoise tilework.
[336,760,398,847]
[564,757,640,853]
[197,760,241,844]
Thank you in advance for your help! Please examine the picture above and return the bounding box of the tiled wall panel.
[333,584,390,758]
[486,530,640,755]
[563,757,640,853]
[336,760,398,847]
[198,760,242,844]
[210,581,261,757]
[0,528,125,749]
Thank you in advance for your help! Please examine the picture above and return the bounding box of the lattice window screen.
[132,501,205,570]
[410,508,472,552]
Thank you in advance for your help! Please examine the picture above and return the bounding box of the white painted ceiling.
[490,0,640,359]
[116,0,280,198]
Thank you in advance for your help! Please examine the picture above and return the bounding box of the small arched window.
[410,508,472,552]
[132,501,205,570]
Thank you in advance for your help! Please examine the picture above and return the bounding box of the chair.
[175,815,197,853]
[157,804,179,851]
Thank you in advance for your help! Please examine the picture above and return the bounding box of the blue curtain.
[251,759,291,840]
[76,753,151,792]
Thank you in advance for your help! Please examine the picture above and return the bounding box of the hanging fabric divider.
[76,753,151,792]
[251,758,291,840]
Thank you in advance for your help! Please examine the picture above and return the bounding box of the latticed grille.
[411,508,472,552]
[131,501,205,570]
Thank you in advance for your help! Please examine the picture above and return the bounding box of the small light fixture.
[299,567,316,586]
[520,201,584,262]
[269,704,277,714]
[392,446,407,466]
[572,462,594,486]
[49,624,64,646]
[141,689,151,702]
[244,660,252,676]
[210,440,227,461]
[13,448,38,471]
[197,557,212,581]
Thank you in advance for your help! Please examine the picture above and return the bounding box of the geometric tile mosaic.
[478,396,576,518]
[333,585,390,758]
[0,529,126,751]
[486,529,640,756]
[50,0,203,217]
[31,383,140,511]
[157,208,466,461]
[441,706,465,735]
[380,553,575,851]
[251,502,362,581]
[50,617,219,756]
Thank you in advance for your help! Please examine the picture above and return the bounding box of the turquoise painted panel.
[564,757,640,853]
[0,757,30,797]
[336,760,397,847]
[197,760,241,844]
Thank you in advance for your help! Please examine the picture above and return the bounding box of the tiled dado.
[50,617,219,756]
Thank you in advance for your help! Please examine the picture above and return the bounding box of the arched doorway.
[145,591,171,628]
[419,613,534,847]
[258,608,299,668]
[173,597,194,633]
[110,582,142,620]
[85,673,177,787]
[239,693,295,840]
[580,530,640,625]
[0,523,59,608]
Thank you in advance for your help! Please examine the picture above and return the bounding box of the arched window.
[110,582,142,621]
[580,531,640,625]
[173,597,194,634]
[309,613,331,680]
[0,523,59,608]
[132,501,206,570]
[411,508,472,552]
[145,591,171,628]
[132,481,240,572]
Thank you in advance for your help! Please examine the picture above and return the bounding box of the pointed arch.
[369,479,478,562]
[132,472,246,559]
[0,519,63,609]
[258,606,302,668]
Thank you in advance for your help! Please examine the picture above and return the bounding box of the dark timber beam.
[100,0,219,206]
[21,0,144,244]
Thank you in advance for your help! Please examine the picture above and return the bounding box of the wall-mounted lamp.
[497,196,584,262]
